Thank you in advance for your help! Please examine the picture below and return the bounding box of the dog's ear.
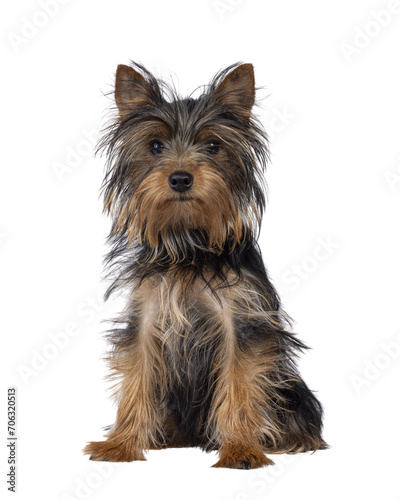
[214,64,255,119]
[115,64,150,116]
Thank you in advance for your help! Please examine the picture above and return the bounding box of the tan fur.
[131,162,242,251]
[214,63,255,119]
[115,65,150,117]
[84,280,167,461]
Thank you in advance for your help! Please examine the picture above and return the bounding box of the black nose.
[168,171,193,193]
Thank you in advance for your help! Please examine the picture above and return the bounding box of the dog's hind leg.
[266,377,328,454]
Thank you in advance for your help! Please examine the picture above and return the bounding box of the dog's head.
[100,62,268,258]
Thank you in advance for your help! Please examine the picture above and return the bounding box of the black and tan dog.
[84,62,327,469]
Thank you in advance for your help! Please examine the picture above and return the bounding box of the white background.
[2,0,400,498]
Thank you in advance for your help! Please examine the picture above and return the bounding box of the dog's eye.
[149,140,165,155]
[207,142,220,155]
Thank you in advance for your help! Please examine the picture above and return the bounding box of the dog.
[83,62,327,469]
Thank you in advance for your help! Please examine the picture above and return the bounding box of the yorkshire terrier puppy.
[84,62,327,469]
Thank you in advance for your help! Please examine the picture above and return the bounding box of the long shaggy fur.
[84,61,327,469]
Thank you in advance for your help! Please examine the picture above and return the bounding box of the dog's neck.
[104,227,271,300]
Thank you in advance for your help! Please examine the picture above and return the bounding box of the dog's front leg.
[84,283,166,462]
[206,290,276,469]
[209,348,275,469]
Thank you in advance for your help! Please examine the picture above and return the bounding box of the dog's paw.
[83,440,145,462]
[212,445,274,469]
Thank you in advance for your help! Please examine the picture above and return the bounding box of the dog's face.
[101,63,268,255]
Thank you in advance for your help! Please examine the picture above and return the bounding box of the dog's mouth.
[161,196,195,209]
[175,195,193,202]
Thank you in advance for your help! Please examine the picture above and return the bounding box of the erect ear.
[115,64,151,116]
[213,63,255,119]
